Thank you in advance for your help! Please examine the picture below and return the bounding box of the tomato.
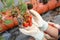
[30,0,37,5]
[13,17,18,26]
[43,4,49,12]
[5,10,12,16]
[29,15,32,19]
[47,0,57,10]
[23,22,29,27]
[0,20,2,23]
[56,0,60,7]
[33,6,37,10]
[36,3,45,14]
[29,19,32,26]
[0,23,8,32]
[4,16,14,29]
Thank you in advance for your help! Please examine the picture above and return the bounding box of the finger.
[30,9,40,18]
[29,9,43,20]
[19,28,30,35]
[48,22,55,25]
[29,9,40,18]
[32,18,39,27]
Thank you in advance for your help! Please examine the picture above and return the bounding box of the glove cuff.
[32,31,44,40]
[39,21,48,31]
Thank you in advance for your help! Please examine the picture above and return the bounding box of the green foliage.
[0,36,5,40]
[6,0,14,8]
[0,0,14,12]
[4,20,13,25]
[18,0,27,15]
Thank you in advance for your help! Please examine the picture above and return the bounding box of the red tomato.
[29,19,32,26]
[0,23,8,32]
[47,0,57,10]
[5,10,12,16]
[23,22,29,27]
[56,0,60,7]
[36,3,45,14]
[29,15,32,19]
[4,16,14,29]
[33,5,37,11]
[0,20,2,23]
[43,4,49,12]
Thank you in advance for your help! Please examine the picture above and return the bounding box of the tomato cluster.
[23,14,32,27]
[28,0,60,14]
[0,10,32,32]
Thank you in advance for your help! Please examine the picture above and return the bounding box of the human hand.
[29,9,48,31]
[19,19,44,40]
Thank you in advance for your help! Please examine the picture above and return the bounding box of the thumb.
[29,9,43,20]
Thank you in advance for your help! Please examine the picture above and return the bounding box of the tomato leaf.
[0,0,14,12]
[6,0,14,8]
[4,20,13,25]
[18,0,27,15]
[0,36,5,40]
[0,8,7,12]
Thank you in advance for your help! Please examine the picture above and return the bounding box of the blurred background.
[0,0,60,40]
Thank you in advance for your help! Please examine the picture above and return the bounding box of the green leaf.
[18,0,24,4]
[1,8,7,12]
[1,0,6,4]
[0,36,5,40]
[4,20,13,25]
[18,0,27,15]
[21,4,27,13]
[6,0,14,8]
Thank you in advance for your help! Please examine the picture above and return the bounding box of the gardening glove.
[29,9,48,31]
[19,23,44,40]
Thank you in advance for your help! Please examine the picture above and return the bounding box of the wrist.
[39,21,48,31]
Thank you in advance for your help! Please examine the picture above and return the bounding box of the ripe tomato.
[0,20,2,23]
[43,4,49,12]
[0,23,8,32]
[4,16,14,29]
[47,0,57,10]
[23,22,29,27]
[36,3,45,14]
[56,0,60,7]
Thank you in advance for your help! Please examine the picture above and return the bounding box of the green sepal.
[4,20,13,25]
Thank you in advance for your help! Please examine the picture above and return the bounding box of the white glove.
[19,23,44,40]
[29,9,48,31]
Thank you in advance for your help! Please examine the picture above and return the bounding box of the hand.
[29,9,48,31]
[19,16,44,40]
[19,23,44,40]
